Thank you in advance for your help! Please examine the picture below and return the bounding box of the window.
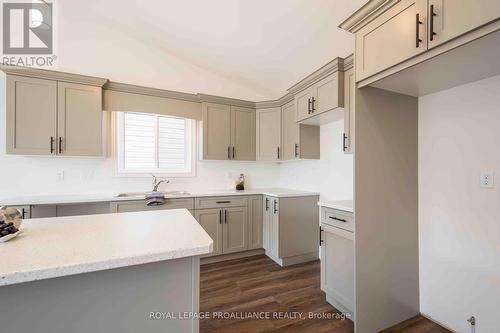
[116,112,195,176]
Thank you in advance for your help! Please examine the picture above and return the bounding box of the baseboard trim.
[326,295,355,322]
[200,249,265,265]
[265,251,319,267]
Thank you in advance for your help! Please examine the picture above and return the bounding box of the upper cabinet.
[5,71,106,156]
[256,107,281,161]
[343,62,355,154]
[342,0,500,87]
[354,0,428,82]
[428,0,500,49]
[281,101,320,160]
[202,102,256,161]
[290,58,345,123]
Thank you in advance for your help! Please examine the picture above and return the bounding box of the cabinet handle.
[319,227,323,246]
[415,13,423,48]
[58,137,63,154]
[430,5,437,41]
[227,146,231,159]
[311,97,316,112]
[219,209,222,224]
[265,197,269,211]
[277,147,280,160]
[232,146,235,159]
[343,133,348,152]
[216,200,230,204]
[329,216,347,223]
[273,200,278,214]
[224,209,228,224]
[294,143,299,158]
[50,136,55,154]
[308,98,312,114]
[21,208,26,219]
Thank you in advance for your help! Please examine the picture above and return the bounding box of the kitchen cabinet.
[57,82,103,156]
[222,206,248,254]
[230,106,255,160]
[195,209,223,257]
[202,102,231,160]
[248,195,263,250]
[428,0,500,49]
[343,66,355,154]
[263,195,319,266]
[354,0,428,82]
[6,205,31,219]
[295,72,344,122]
[281,101,320,160]
[320,223,354,315]
[6,75,104,156]
[6,75,57,155]
[202,103,256,161]
[256,107,281,161]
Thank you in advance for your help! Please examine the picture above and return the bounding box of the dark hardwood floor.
[200,255,450,333]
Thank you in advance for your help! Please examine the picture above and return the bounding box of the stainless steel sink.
[116,191,190,198]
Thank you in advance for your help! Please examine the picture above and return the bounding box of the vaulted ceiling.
[57,0,367,101]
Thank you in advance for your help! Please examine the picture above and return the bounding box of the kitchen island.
[0,209,212,333]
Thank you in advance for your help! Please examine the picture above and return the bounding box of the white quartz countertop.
[318,200,354,213]
[0,188,320,206]
[0,209,213,286]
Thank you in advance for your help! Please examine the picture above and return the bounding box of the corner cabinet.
[281,101,320,160]
[6,74,106,156]
[202,103,256,161]
[256,107,281,161]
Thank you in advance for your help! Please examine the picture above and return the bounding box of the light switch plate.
[480,172,494,188]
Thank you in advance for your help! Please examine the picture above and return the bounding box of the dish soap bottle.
[236,173,245,191]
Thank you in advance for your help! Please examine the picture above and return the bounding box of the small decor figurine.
[0,207,23,242]
[236,173,245,191]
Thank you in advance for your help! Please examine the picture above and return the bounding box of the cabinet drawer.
[112,198,194,213]
[195,196,248,209]
[321,207,354,233]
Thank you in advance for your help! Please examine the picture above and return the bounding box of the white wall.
[279,117,353,201]
[419,75,500,332]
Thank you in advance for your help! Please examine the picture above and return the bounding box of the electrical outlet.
[57,171,65,181]
[480,172,494,188]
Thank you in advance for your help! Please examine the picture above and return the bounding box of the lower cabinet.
[263,195,320,266]
[320,207,355,316]
[194,206,248,257]
[110,198,194,213]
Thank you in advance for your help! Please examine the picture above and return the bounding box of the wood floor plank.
[200,255,450,333]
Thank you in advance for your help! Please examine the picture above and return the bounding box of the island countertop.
[0,209,213,287]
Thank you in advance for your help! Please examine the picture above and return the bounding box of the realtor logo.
[2,1,53,54]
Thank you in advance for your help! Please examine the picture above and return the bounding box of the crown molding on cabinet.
[255,92,294,109]
[0,64,108,87]
[286,57,347,95]
[197,93,256,109]
[105,81,200,103]
[343,54,354,71]
[339,0,399,33]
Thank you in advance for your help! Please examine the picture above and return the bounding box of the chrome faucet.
[151,174,170,192]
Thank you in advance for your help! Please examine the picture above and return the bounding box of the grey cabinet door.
[248,196,263,249]
[57,82,103,156]
[281,101,299,161]
[428,0,500,49]
[295,87,314,122]
[222,206,248,254]
[230,106,255,160]
[270,198,280,259]
[312,72,343,115]
[343,67,355,154]
[6,75,57,155]
[202,103,231,160]
[195,209,223,257]
[355,0,428,81]
[256,107,281,161]
[262,196,273,252]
